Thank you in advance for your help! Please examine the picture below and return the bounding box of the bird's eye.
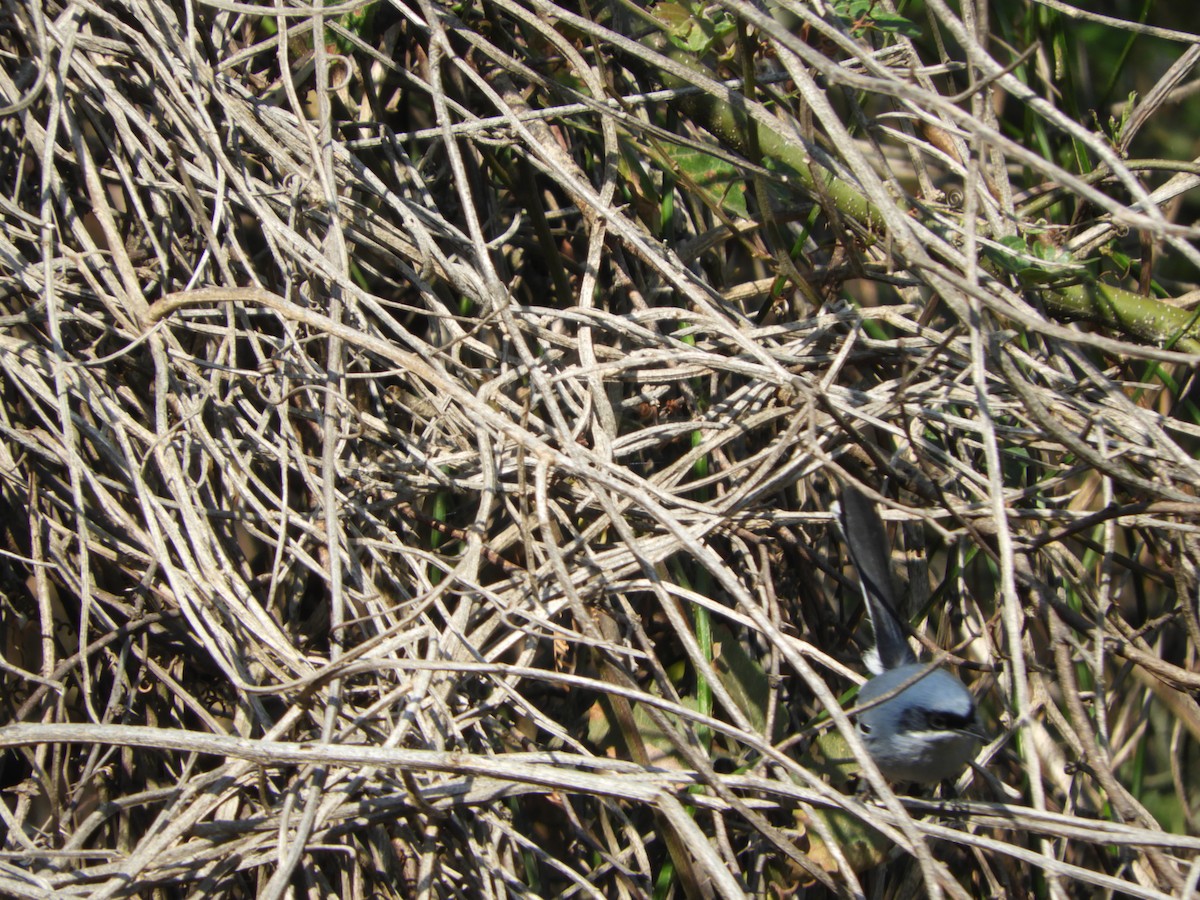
[927,713,949,730]
[860,722,872,735]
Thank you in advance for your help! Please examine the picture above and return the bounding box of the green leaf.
[671,146,749,218]
[654,1,733,54]
[867,11,923,38]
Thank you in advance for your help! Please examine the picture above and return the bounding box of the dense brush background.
[0,0,1198,896]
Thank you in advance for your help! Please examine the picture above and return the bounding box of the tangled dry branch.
[0,0,1198,897]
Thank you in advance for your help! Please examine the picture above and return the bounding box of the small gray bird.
[834,485,987,783]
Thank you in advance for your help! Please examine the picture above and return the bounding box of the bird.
[833,485,987,784]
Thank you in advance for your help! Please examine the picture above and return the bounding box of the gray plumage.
[834,485,917,673]
[834,485,986,783]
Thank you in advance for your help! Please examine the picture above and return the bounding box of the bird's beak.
[963,721,991,744]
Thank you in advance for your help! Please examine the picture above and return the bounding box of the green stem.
[1043,281,1200,354]
[646,33,1200,354]
[653,41,888,231]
